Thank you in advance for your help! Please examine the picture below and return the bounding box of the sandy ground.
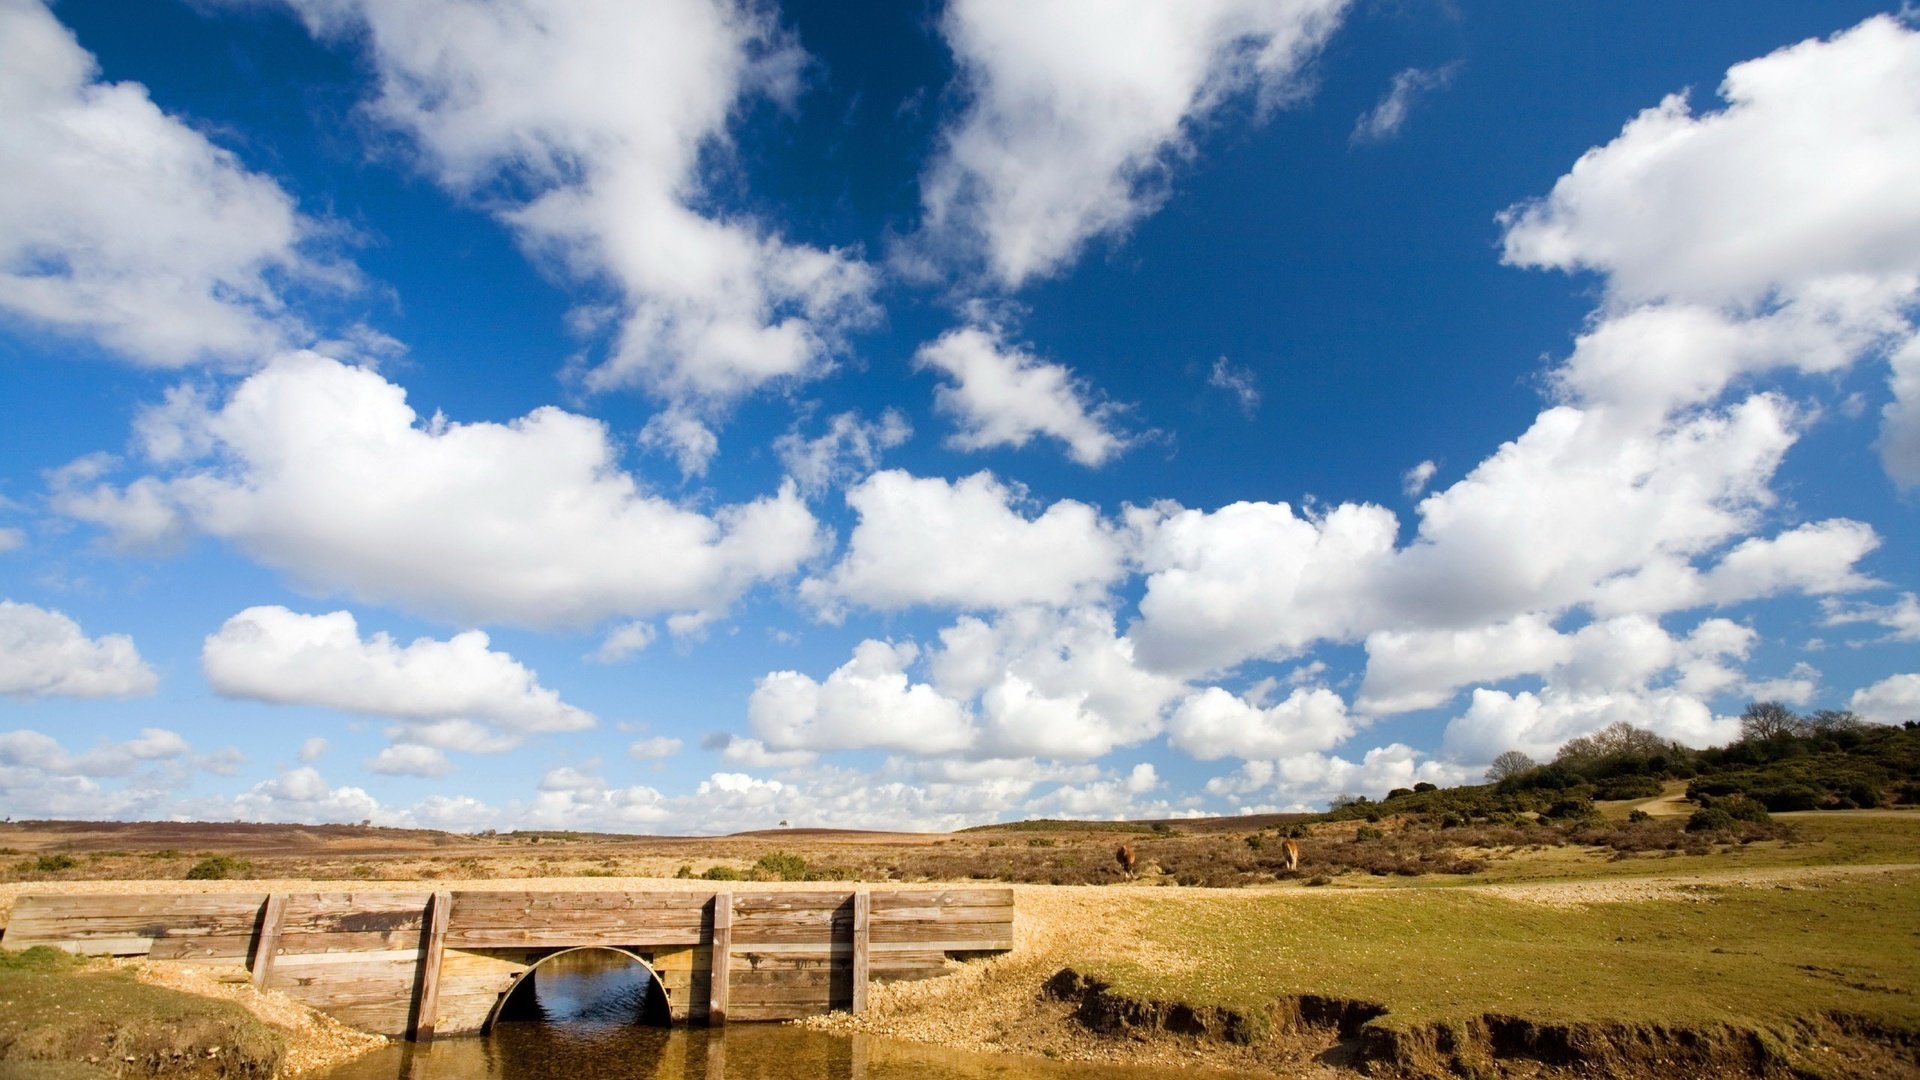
[123,961,388,1077]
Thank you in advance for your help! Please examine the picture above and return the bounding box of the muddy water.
[318,952,1266,1080]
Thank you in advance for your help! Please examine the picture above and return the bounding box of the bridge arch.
[482,946,671,1033]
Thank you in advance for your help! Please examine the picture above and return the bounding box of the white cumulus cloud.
[0,0,344,366]
[921,0,1348,286]
[803,470,1123,615]
[0,600,157,698]
[272,0,874,403]
[203,607,596,747]
[58,353,825,628]
[916,326,1129,465]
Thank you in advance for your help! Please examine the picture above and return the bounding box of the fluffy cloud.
[0,727,188,777]
[1438,616,1756,764]
[58,354,824,628]
[1850,673,1920,725]
[275,0,873,403]
[803,470,1123,614]
[1357,615,1572,717]
[0,0,340,366]
[1205,743,1467,812]
[1823,592,1920,643]
[1166,686,1354,760]
[1128,498,1397,674]
[230,767,381,825]
[749,640,975,756]
[203,606,595,748]
[628,736,683,760]
[0,600,157,698]
[747,605,1183,763]
[922,0,1348,285]
[1501,16,1920,470]
[365,744,453,778]
[933,605,1186,760]
[916,326,1128,465]
[774,409,912,497]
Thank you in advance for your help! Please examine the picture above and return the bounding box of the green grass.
[1075,872,1920,1040]
[0,948,283,1079]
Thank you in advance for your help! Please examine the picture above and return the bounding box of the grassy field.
[0,948,284,1080]
[4,811,1918,1077]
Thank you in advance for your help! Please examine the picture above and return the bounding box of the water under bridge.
[1,887,1015,1039]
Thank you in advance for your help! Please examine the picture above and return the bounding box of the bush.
[1354,825,1384,842]
[1385,788,1414,801]
[32,854,77,873]
[674,864,693,879]
[1686,808,1737,833]
[752,852,809,881]
[1626,809,1653,824]
[1715,794,1773,824]
[184,855,251,880]
[1413,782,1438,793]
[1543,797,1597,821]
[1593,775,1664,801]
[701,865,743,881]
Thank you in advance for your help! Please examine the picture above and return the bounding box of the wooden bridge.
[1,887,1014,1039]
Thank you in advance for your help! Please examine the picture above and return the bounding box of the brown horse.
[1115,843,1137,879]
[1281,838,1300,873]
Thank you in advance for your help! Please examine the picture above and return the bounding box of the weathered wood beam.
[850,890,870,1015]
[249,894,287,989]
[408,891,452,1043]
[708,892,733,1026]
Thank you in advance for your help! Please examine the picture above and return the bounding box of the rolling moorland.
[1,708,1917,1079]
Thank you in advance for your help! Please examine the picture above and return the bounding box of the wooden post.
[707,892,732,1025]
[849,890,870,1014]
[409,891,452,1043]
[249,893,287,989]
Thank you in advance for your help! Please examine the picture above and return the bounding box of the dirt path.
[1468,861,1920,907]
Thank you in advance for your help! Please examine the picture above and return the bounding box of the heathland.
[2,716,1917,1078]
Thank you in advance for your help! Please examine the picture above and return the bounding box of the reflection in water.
[494,949,670,1028]
[318,952,1268,1080]
[327,1028,1263,1080]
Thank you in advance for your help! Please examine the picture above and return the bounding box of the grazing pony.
[1115,843,1137,879]
[1281,838,1300,873]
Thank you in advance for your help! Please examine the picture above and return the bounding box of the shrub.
[1386,788,1414,801]
[701,865,743,881]
[1715,794,1773,824]
[185,855,251,880]
[674,864,693,879]
[751,851,809,880]
[1244,834,1264,850]
[1414,782,1438,793]
[1543,797,1597,821]
[1354,825,1384,842]
[1027,838,1056,847]
[33,854,77,873]
[1686,808,1737,833]
[1593,775,1664,800]
[1626,809,1653,824]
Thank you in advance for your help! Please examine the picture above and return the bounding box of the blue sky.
[2,0,1916,832]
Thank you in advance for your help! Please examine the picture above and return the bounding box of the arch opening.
[483,946,672,1033]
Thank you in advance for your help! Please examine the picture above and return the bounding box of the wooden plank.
[250,894,287,989]
[868,888,1013,912]
[411,891,451,1043]
[851,890,870,1015]
[280,892,430,935]
[442,926,703,949]
[871,938,1013,953]
[708,892,732,1026]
